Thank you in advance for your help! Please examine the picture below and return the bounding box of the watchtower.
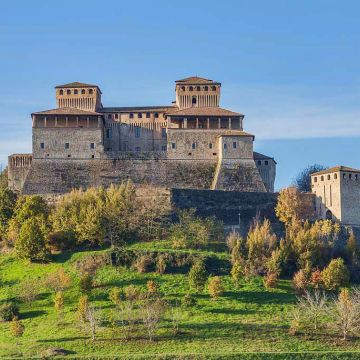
[55,82,102,111]
[175,76,221,109]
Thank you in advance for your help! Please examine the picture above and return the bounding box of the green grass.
[1,243,360,359]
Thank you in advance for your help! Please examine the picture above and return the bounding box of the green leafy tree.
[231,261,243,288]
[188,260,207,292]
[322,258,349,291]
[15,217,49,261]
[0,167,8,190]
[208,276,224,299]
[0,187,17,240]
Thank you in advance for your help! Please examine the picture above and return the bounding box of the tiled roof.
[217,130,254,138]
[167,107,243,117]
[100,106,176,113]
[311,166,360,176]
[175,76,220,85]
[32,107,102,116]
[55,82,99,89]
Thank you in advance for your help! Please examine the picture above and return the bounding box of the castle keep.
[8,77,276,195]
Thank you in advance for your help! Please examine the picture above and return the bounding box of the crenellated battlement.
[9,154,33,168]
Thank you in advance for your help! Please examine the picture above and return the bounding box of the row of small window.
[40,142,95,149]
[106,127,166,139]
[59,89,93,95]
[257,160,269,166]
[108,112,160,120]
[180,86,217,92]
[314,173,358,182]
[105,146,167,152]
[169,142,238,150]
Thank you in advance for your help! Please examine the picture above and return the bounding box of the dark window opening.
[223,143,227,149]
[67,154,71,158]
[66,89,71,95]
[115,114,118,119]
[181,86,185,91]
[192,143,196,149]
[343,173,346,179]
[40,142,45,149]
[321,176,324,181]
[161,145,167,151]
[349,174,352,179]
[209,143,213,149]
[171,142,176,149]
[192,97,197,105]
[81,89,85,94]
[90,143,95,149]
[213,153,217,156]
[138,113,142,118]
[233,142,237,149]
[327,175,331,180]
[129,113,134,119]
[154,113,159,118]
[88,89,93,94]
[334,174,337,179]
[189,86,193,91]
[59,90,63,95]
[108,114,111,119]
[314,177,317,182]
[212,86,216,91]
[91,155,95,159]
[74,89,78,94]
[204,86,208,91]
[146,112,150,118]
[196,86,201,91]
[265,160,268,165]
[65,143,69,149]
[188,152,192,156]
[257,160,261,165]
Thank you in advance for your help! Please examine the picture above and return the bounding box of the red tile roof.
[175,76,220,85]
[32,107,102,116]
[55,82,99,89]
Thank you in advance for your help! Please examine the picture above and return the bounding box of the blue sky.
[0,0,359,189]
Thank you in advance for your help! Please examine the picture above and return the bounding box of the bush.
[322,258,349,291]
[79,273,93,294]
[45,268,72,293]
[208,276,224,299]
[10,317,25,337]
[0,302,19,322]
[54,291,65,313]
[292,269,308,294]
[155,253,167,274]
[124,285,141,301]
[264,272,278,289]
[109,287,122,306]
[18,278,40,303]
[310,269,323,289]
[147,280,158,294]
[181,293,197,307]
[75,254,108,276]
[133,254,153,273]
[15,217,49,262]
[188,260,207,292]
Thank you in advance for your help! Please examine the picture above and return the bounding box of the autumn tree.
[208,276,224,299]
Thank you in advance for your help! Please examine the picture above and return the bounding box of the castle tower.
[311,166,360,226]
[55,82,102,111]
[175,76,221,110]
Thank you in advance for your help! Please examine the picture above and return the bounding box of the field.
[1,242,360,359]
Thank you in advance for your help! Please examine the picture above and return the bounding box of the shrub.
[109,287,123,306]
[124,285,141,301]
[188,260,207,292]
[264,272,278,289]
[54,291,65,313]
[292,269,308,294]
[79,273,93,294]
[231,260,243,288]
[45,268,72,293]
[226,230,241,252]
[208,276,224,299]
[155,253,167,274]
[77,295,89,323]
[181,294,197,307]
[75,254,107,277]
[48,230,76,251]
[0,302,19,322]
[147,280,157,294]
[10,317,25,337]
[18,278,40,303]
[322,258,349,291]
[310,269,323,289]
[15,217,49,262]
[133,254,153,273]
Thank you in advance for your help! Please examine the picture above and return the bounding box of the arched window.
[74,89,78,94]
[196,86,201,91]
[192,97,197,105]
[154,113,159,118]
[59,89,63,95]
[204,86,208,91]
[81,89,85,94]
[189,86,193,91]
[212,86,216,91]
[67,89,71,95]
[181,86,185,91]
[88,89,93,94]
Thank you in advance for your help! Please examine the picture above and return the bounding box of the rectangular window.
[161,145,167,151]
[90,143,95,149]
[40,142,45,149]
[209,143,213,149]
[129,113,134,119]
[135,126,141,138]
[106,129,112,139]
[65,143,69,149]
[146,112,150,118]
[223,143,227,149]
[161,128,167,138]
[155,113,159,118]
[138,113,142,118]
[233,142,237,149]
[115,114,118,119]
[171,142,176,149]
[192,143,196,149]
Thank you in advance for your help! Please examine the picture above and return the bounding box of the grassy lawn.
[1,243,360,359]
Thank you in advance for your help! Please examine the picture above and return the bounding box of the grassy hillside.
[1,243,360,359]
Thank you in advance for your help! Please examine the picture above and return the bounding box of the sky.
[0,0,359,189]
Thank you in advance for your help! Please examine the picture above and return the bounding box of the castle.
[8,76,276,195]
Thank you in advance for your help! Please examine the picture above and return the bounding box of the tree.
[295,164,327,192]
[54,291,65,317]
[0,187,17,241]
[275,187,314,226]
[140,297,166,341]
[0,166,8,189]
[292,269,308,294]
[188,260,207,292]
[18,278,40,303]
[208,276,224,299]
[329,288,360,341]
[109,287,122,306]
[322,258,349,291]
[297,289,327,331]
[15,217,48,262]
[45,268,72,293]
[231,261,243,288]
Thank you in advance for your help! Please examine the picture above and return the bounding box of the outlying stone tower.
[311,166,360,226]
[8,76,276,195]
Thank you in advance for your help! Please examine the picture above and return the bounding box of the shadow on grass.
[37,336,88,343]
[21,309,47,319]
[224,290,295,305]
[204,307,256,315]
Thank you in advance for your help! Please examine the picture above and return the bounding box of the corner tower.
[175,76,221,109]
[55,82,102,111]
